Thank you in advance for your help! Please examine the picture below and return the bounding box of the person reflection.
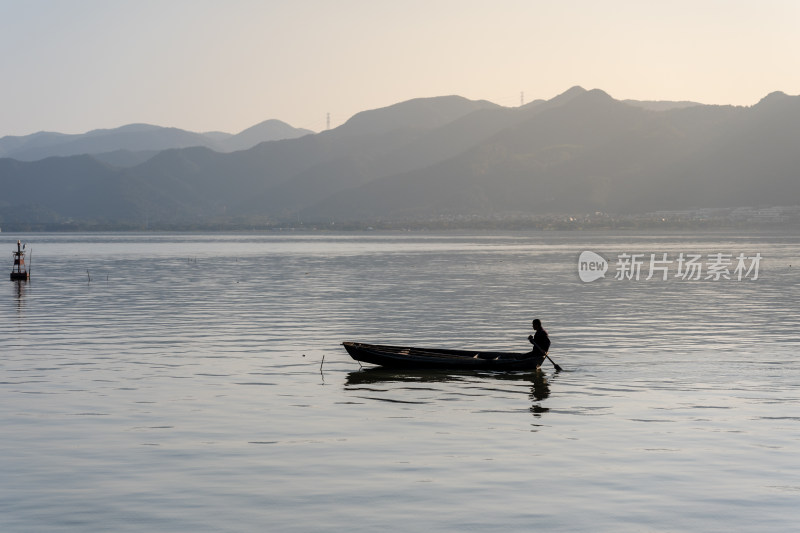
[530,370,550,415]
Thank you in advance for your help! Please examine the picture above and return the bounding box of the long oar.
[533,341,563,372]
[544,353,563,372]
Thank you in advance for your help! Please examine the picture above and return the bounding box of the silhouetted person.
[528,319,550,355]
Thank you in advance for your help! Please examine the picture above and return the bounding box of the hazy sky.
[1,0,798,137]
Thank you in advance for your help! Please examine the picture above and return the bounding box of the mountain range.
[0,120,313,166]
[1,87,798,230]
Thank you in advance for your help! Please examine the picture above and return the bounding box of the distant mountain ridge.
[1,87,798,230]
[0,120,313,165]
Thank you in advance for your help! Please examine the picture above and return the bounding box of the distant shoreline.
[3,212,800,233]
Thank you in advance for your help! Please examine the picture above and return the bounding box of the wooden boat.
[342,341,545,370]
[10,240,30,281]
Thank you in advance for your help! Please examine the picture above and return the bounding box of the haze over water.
[2,231,799,532]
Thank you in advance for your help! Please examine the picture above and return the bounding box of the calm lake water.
[2,231,799,532]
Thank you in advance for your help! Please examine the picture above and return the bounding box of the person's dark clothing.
[529,329,550,353]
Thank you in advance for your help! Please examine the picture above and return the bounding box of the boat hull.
[342,342,544,370]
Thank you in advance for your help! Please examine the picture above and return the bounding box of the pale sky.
[1,0,798,137]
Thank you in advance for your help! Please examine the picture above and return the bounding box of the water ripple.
[2,230,799,532]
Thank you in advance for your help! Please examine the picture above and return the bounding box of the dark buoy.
[10,240,30,281]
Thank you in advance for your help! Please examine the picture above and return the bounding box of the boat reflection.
[12,279,26,312]
[346,367,482,385]
[345,367,551,415]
